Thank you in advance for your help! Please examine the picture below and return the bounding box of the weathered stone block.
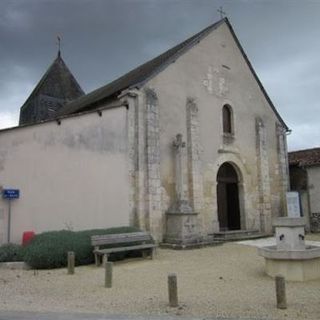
[165,212,202,245]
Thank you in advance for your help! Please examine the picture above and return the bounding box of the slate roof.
[20,52,84,112]
[288,148,320,167]
[58,18,288,130]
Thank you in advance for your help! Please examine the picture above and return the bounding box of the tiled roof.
[288,148,320,167]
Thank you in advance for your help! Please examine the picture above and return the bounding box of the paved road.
[0,311,267,320]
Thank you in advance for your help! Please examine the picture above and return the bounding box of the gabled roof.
[59,18,225,116]
[58,18,288,130]
[289,148,320,167]
[20,52,84,111]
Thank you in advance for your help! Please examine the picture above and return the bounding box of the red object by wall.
[22,231,35,246]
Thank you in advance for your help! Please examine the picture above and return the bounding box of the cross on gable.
[217,6,226,19]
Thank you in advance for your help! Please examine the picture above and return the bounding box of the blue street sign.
[2,189,20,199]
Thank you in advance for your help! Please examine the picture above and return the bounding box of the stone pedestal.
[274,217,306,250]
[165,211,201,245]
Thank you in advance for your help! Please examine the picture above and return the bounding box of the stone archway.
[216,162,241,231]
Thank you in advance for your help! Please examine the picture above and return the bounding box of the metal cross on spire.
[217,6,226,19]
[56,35,61,57]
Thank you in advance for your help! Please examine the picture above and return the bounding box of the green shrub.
[23,226,140,269]
[0,243,25,262]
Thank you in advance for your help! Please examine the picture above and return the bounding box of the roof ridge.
[59,17,288,131]
[223,18,288,131]
[59,18,226,115]
[289,147,320,154]
[288,147,320,167]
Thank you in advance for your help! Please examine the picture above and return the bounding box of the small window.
[222,104,233,134]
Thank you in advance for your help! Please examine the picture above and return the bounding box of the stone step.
[160,239,223,250]
[211,230,268,241]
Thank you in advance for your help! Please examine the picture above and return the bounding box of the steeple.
[19,51,84,125]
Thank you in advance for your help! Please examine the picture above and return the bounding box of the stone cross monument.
[165,134,202,246]
[171,133,193,213]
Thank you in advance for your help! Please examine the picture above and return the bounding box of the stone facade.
[110,20,289,241]
[135,22,288,240]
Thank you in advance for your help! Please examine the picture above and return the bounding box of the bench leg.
[94,253,100,267]
[142,250,148,259]
[103,253,109,266]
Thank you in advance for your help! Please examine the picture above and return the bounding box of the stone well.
[258,217,320,281]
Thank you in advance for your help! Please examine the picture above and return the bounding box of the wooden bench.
[91,232,157,266]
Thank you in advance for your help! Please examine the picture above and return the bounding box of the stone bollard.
[275,275,287,309]
[67,251,75,275]
[168,273,178,307]
[105,262,113,288]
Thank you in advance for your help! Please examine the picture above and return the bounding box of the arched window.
[222,104,233,134]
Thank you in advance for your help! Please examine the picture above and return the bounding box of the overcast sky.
[0,0,319,151]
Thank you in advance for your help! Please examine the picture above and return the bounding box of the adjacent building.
[289,148,320,232]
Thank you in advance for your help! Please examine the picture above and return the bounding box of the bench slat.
[92,232,147,239]
[92,235,151,242]
[94,243,156,255]
[92,238,151,246]
[91,232,153,246]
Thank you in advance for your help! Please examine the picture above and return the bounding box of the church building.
[0,18,289,244]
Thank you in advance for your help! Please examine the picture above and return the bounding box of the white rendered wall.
[0,107,129,244]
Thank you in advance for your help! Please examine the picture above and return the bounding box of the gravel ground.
[0,235,319,320]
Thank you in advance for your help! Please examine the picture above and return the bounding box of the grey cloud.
[0,0,320,151]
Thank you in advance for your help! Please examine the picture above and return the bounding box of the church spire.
[19,43,84,126]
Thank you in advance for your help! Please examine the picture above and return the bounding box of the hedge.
[23,226,140,269]
[0,243,25,262]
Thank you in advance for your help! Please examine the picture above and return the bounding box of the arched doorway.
[217,162,241,231]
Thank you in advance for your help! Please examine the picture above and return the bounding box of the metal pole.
[7,200,11,243]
